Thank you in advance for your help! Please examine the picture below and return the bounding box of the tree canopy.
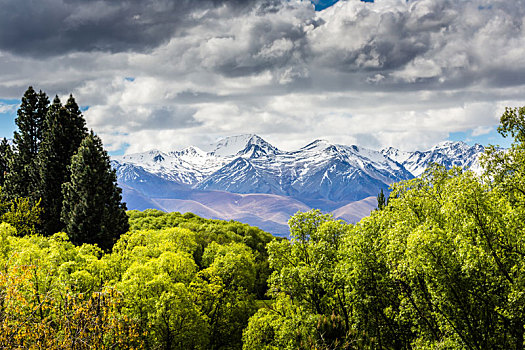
[6,87,49,200]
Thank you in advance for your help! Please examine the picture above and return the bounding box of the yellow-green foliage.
[244,165,525,349]
[0,210,275,350]
[116,210,275,349]
[0,224,143,349]
[0,192,42,236]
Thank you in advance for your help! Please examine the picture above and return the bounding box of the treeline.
[0,87,128,249]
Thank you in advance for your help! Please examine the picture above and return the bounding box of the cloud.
[87,102,201,133]
[0,0,263,57]
[471,126,493,137]
[1,0,525,154]
[0,102,17,114]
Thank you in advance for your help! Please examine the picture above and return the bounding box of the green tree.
[111,227,209,349]
[376,188,386,210]
[193,242,257,349]
[1,197,42,237]
[116,252,207,349]
[6,87,49,199]
[64,94,88,141]
[244,210,355,349]
[498,106,525,143]
[36,96,88,235]
[0,224,143,349]
[0,138,12,188]
[61,132,129,250]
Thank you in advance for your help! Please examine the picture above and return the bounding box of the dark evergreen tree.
[377,188,386,210]
[61,132,129,250]
[64,94,85,131]
[0,138,12,188]
[6,87,49,199]
[35,90,50,146]
[37,96,87,235]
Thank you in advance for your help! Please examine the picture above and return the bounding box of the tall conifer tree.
[0,138,12,188]
[6,87,49,199]
[65,94,87,137]
[61,132,129,250]
[376,188,386,210]
[37,96,87,235]
[35,90,50,146]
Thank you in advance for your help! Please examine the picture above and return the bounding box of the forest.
[0,87,525,349]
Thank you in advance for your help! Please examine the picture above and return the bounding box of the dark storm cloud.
[0,0,261,56]
[147,106,202,130]
[211,19,310,78]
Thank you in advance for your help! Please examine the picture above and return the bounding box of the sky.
[0,0,524,155]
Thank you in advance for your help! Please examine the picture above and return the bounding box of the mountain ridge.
[112,135,486,236]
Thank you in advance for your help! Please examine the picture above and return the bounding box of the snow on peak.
[208,134,279,157]
[429,140,469,152]
[118,149,166,163]
[300,139,332,151]
[381,147,412,164]
[174,146,207,158]
[113,137,488,197]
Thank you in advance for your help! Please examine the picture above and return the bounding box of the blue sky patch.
[312,0,339,11]
[312,0,374,11]
[0,99,19,138]
[109,143,130,156]
[448,129,512,149]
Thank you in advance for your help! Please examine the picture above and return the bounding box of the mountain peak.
[174,146,207,158]
[208,134,279,157]
[429,140,468,151]
[300,139,332,151]
[113,136,489,235]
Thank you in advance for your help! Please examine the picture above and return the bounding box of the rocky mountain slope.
[382,141,484,177]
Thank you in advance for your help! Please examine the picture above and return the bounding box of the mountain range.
[112,135,485,236]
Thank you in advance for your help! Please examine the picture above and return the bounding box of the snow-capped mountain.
[382,141,485,177]
[198,140,412,202]
[113,135,486,236]
[112,134,282,186]
[114,135,412,202]
[206,134,281,158]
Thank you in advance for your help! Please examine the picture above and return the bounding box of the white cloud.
[0,102,17,114]
[472,126,493,137]
[1,0,525,153]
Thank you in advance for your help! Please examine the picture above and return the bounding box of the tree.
[5,87,49,199]
[1,197,42,237]
[61,132,129,250]
[193,242,257,349]
[244,210,355,349]
[0,138,12,188]
[64,94,87,139]
[36,96,88,235]
[376,188,386,210]
[498,106,525,143]
[0,224,143,349]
